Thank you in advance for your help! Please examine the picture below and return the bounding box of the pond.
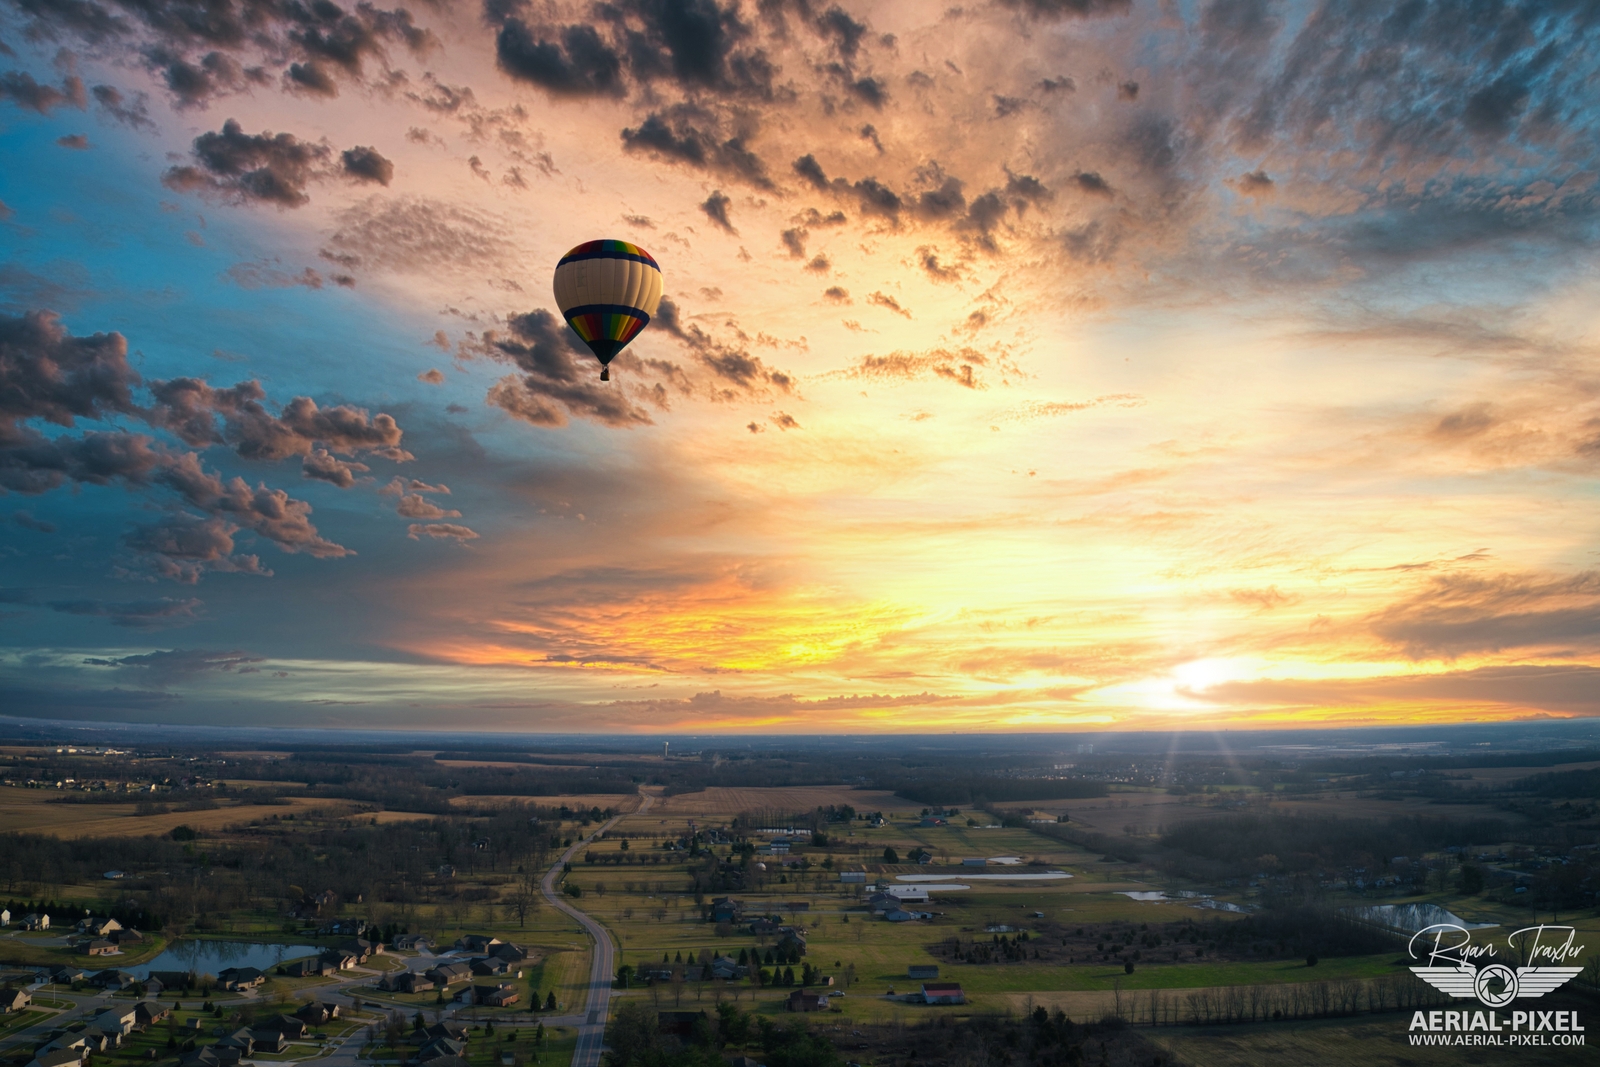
[126,940,323,978]
[1344,903,1497,933]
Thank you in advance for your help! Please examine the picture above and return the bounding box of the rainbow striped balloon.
[552,239,664,381]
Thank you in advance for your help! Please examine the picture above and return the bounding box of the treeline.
[1518,767,1600,798]
[889,777,1106,805]
[0,897,163,929]
[1206,905,1396,959]
[1160,812,1510,876]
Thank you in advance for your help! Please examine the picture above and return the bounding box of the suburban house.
[27,1048,86,1067]
[249,1031,287,1054]
[216,1027,257,1055]
[415,1037,465,1062]
[392,934,434,952]
[469,956,511,977]
[92,1004,140,1036]
[709,955,749,980]
[87,970,136,990]
[279,958,325,978]
[77,917,123,937]
[81,940,118,957]
[179,1046,240,1067]
[709,897,744,923]
[111,928,144,944]
[378,970,434,994]
[257,1014,308,1038]
[887,886,929,904]
[20,913,49,930]
[148,970,193,991]
[457,934,502,953]
[294,1002,341,1026]
[884,908,932,922]
[135,1002,171,1028]
[921,982,966,1005]
[0,908,8,926]
[48,966,85,984]
[786,990,829,1012]
[217,967,266,991]
[919,816,948,827]
[319,949,359,972]
[476,984,519,1007]
[908,965,940,979]
[425,961,472,986]
[2,988,31,1012]
[415,1021,468,1044]
[490,942,529,963]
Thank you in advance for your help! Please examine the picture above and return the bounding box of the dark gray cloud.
[163,119,332,208]
[0,310,142,436]
[146,377,409,462]
[483,309,655,428]
[700,189,735,232]
[620,106,771,186]
[13,0,436,108]
[997,0,1132,16]
[122,513,271,583]
[340,145,394,186]
[321,196,515,277]
[649,297,794,398]
[0,69,85,113]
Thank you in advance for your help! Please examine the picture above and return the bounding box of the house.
[180,1047,241,1067]
[317,919,362,937]
[709,897,744,923]
[919,817,948,827]
[26,1048,85,1067]
[350,937,384,957]
[88,969,137,990]
[142,976,165,996]
[92,1004,140,1036]
[415,1021,468,1044]
[319,950,359,972]
[2,988,31,1012]
[250,1031,287,1054]
[887,887,929,903]
[217,966,266,991]
[961,858,987,867]
[425,961,472,986]
[148,970,194,991]
[657,1011,705,1038]
[257,1014,307,1038]
[395,972,435,994]
[48,966,85,985]
[457,934,502,953]
[478,985,519,1007]
[416,1037,465,1062]
[470,956,511,976]
[921,983,965,1005]
[709,955,748,980]
[334,940,373,964]
[392,934,434,952]
[907,965,939,980]
[135,1002,172,1028]
[0,908,8,926]
[866,893,896,914]
[489,942,529,963]
[279,957,325,978]
[82,940,118,957]
[786,990,829,1012]
[839,871,867,883]
[77,917,123,937]
[216,1027,257,1055]
[111,928,144,944]
[20,913,49,931]
[749,918,783,935]
[868,815,887,827]
[884,909,931,922]
[295,1002,340,1026]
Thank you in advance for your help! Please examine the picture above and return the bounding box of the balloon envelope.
[552,240,663,376]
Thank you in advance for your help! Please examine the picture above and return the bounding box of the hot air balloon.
[552,239,663,381]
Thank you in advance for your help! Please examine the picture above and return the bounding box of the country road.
[540,788,653,1067]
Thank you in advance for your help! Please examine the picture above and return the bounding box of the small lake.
[1345,904,1497,933]
[126,940,323,978]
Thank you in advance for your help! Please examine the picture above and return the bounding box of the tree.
[545,991,557,1011]
[882,847,898,864]
[509,874,538,928]
[1459,865,1485,895]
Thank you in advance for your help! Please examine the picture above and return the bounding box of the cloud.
[0,310,142,434]
[845,346,1007,390]
[46,596,205,628]
[700,189,736,233]
[620,108,771,187]
[418,368,445,384]
[56,133,89,149]
[482,309,655,428]
[146,377,409,463]
[340,145,394,186]
[407,522,479,542]
[822,286,850,303]
[1367,571,1600,659]
[998,0,1132,16]
[0,70,85,113]
[85,648,265,673]
[162,119,332,208]
[866,291,911,318]
[495,20,626,98]
[13,510,57,533]
[301,447,369,488]
[321,196,514,276]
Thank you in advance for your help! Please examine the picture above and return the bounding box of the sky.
[1,0,1599,734]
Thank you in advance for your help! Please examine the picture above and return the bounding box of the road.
[540,789,653,1067]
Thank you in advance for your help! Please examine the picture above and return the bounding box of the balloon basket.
[600,367,610,381]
